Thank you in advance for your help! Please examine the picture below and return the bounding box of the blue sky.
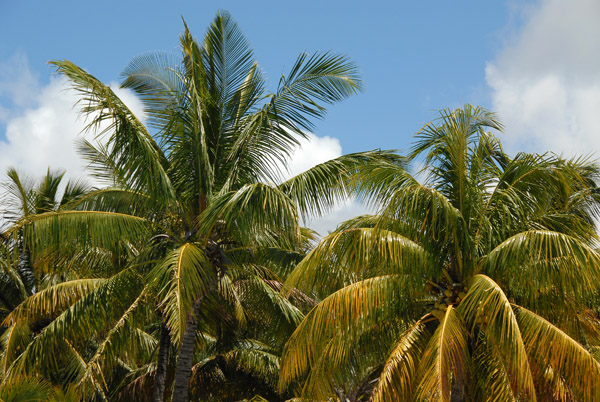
[1,1,511,152]
[2,0,600,232]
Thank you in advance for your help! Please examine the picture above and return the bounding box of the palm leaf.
[415,306,468,402]
[279,275,417,392]
[2,279,104,326]
[5,210,151,255]
[285,227,432,298]
[483,230,600,302]
[515,305,600,401]
[279,150,402,220]
[51,60,175,201]
[371,316,430,402]
[458,274,536,400]
[147,243,216,344]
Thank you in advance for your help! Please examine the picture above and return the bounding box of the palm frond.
[279,150,402,220]
[198,183,300,248]
[270,51,362,132]
[147,243,216,344]
[483,230,600,302]
[371,316,430,402]
[2,279,104,326]
[415,306,468,402]
[5,267,143,380]
[285,227,432,298]
[51,60,175,201]
[120,51,183,131]
[0,376,54,402]
[0,322,31,376]
[515,305,600,401]
[458,275,536,399]
[5,210,151,255]
[279,275,417,392]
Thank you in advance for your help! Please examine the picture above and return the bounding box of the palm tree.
[1,11,395,401]
[0,168,91,377]
[0,167,90,310]
[280,105,600,401]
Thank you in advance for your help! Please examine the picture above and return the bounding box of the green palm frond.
[0,376,54,402]
[235,277,304,348]
[120,51,183,131]
[147,244,216,344]
[224,347,280,388]
[483,230,600,301]
[5,267,143,380]
[51,60,175,201]
[77,291,151,397]
[2,168,35,220]
[198,183,301,248]
[379,184,471,263]
[201,11,260,114]
[0,322,31,376]
[270,51,362,133]
[279,150,402,220]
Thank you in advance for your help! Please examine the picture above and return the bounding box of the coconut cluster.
[427,282,467,321]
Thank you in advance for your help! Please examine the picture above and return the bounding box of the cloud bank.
[486,0,600,157]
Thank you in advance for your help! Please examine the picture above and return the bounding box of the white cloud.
[487,0,600,157]
[0,54,145,184]
[0,52,40,108]
[280,132,372,235]
[282,133,342,180]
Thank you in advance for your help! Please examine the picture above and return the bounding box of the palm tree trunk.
[152,321,171,402]
[171,299,202,402]
[450,377,464,402]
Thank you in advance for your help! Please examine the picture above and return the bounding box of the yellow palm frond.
[3,279,105,326]
[371,315,430,402]
[285,227,431,298]
[415,306,468,402]
[515,305,600,401]
[279,275,413,392]
[458,275,536,400]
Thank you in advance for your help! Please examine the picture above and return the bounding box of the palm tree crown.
[281,104,600,401]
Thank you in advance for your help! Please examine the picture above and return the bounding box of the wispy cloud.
[487,0,600,158]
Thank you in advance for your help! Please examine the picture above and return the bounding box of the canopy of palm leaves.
[280,104,600,402]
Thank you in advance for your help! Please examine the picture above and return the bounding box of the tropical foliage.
[1,11,600,402]
[280,105,600,401]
